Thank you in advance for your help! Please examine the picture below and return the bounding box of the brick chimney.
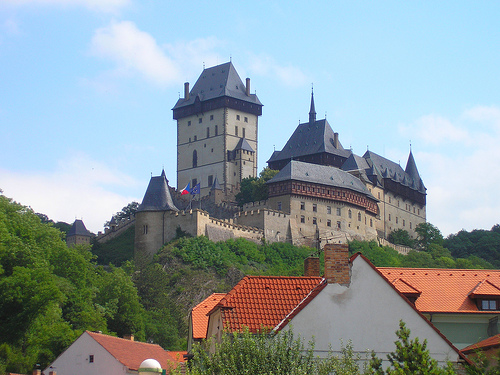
[123,333,134,341]
[184,82,190,100]
[304,256,320,276]
[323,243,350,285]
[32,370,41,375]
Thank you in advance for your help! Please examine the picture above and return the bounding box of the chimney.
[304,257,320,277]
[184,82,190,100]
[333,133,339,149]
[245,78,250,96]
[323,243,350,285]
[123,334,134,341]
[32,370,41,375]
[49,371,56,375]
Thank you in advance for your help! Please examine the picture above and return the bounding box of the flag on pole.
[180,182,191,195]
[191,183,201,195]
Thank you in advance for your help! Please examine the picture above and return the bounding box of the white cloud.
[0,153,140,233]
[407,106,500,235]
[248,53,309,87]
[90,21,181,86]
[399,114,469,145]
[2,0,130,13]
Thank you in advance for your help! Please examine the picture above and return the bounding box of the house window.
[403,219,405,227]
[300,215,305,223]
[235,126,238,136]
[188,120,191,126]
[327,219,331,227]
[194,135,197,141]
[378,192,380,199]
[327,206,331,214]
[89,355,94,363]
[370,219,373,227]
[189,137,191,143]
[313,204,317,212]
[236,115,240,120]
[396,217,399,224]
[312,217,317,225]
[242,128,246,138]
[192,150,198,168]
[389,214,391,221]
[336,207,341,216]
[143,225,148,235]
[199,118,203,124]
[348,210,352,219]
[277,201,282,211]
[410,222,412,229]
[192,178,197,187]
[210,114,214,120]
[482,300,498,311]
[244,116,248,123]
[300,202,305,210]
[207,127,210,138]
[389,197,391,203]
[208,175,213,187]
[358,212,361,221]
[337,221,341,229]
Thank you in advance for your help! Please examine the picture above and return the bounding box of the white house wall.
[45,332,129,375]
[282,257,461,367]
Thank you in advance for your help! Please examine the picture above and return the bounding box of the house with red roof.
[44,331,185,375]
[461,333,500,369]
[187,293,225,352]
[378,267,500,350]
[195,244,467,369]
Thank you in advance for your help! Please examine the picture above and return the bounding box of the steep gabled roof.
[378,268,500,313]
[67,219,92,237]
[87,331,178,371]
[268,160,376,200]
[267,119,351,163]
[191,293,226,340]
[172,62,262,110]
[138,170,178,212]
[469,279,500,298]
[210,176,222,191]
[211,276,323,332]
[342,153,370,172]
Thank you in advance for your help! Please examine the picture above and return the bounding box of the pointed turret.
[309,89,316,124]
[137,171,178,212]
[405,150,421,184]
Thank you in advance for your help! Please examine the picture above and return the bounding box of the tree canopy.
[235,167,279,206]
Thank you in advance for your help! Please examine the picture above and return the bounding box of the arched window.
[193,150,198,168]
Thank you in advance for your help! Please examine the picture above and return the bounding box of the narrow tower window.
[193,150,198,168]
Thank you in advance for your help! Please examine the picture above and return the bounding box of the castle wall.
[134,210,166,265]
[96,216,135,244]
[235,209,290,243]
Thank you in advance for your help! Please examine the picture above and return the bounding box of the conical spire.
[405,150,421,184]
[138,170,178,212]
[309,88,316,124]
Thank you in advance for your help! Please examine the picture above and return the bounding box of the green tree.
[185,328,362,375]
[105,201,139,226]
[388,229,415,248]
[415,223,444,252]
[235,167,279,206]
[369,321,456,374]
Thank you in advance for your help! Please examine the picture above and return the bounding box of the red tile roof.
[461,333,500,354]
[192,293,225,339]
[212,276,324,332]
[87,331,179,371]
[378,268,500,313]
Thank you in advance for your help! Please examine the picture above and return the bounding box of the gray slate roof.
[342,153,370,172]
[67,219,92,237]
[138,170,179,212]
[268,160,376,199]
[267,119,351,163]
[235,138,254,152]
[363,150,426,193]
[172,62,262,110]
[211,176,222,190]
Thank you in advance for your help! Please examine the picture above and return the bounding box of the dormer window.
[480,300,499,311]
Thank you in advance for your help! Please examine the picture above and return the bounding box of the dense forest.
[1,193,499,373]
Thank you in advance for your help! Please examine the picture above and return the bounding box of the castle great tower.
[172,62,262,199]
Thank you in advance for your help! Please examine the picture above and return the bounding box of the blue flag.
[191,183,201,195]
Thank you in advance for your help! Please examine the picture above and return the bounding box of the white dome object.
[138,358,162,374]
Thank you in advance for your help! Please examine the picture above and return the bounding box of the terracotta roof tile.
[87,331,179,371]
[214,276,323,332]
[378,268,500,313]
[462,333,500,354]
[192,293,225,339]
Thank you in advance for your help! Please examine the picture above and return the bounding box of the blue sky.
[1,1,500,236]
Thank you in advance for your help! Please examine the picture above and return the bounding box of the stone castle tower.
[172,62,263,200]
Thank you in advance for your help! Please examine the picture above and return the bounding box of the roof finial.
[309,85,316,125]
[230,54,232,62]
[203,61,205,69]
[325,111,327,119]
[409,139,412,151]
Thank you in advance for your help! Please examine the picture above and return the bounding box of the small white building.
[45,331,184,375]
